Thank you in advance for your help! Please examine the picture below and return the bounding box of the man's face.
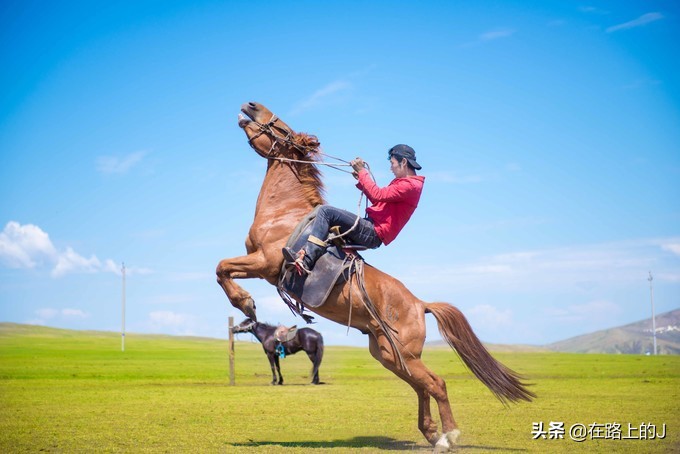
[390,156,408,178]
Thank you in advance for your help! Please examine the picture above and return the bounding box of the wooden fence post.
[229,317,235,385]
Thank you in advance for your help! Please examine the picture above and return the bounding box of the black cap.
[388,144,421,170]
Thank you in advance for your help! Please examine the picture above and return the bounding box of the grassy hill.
[548,308,680,354]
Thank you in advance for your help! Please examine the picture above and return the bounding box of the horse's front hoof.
[243,297,257,321]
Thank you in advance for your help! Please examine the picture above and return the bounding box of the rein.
[246,114,355,174]
[246,112,375,242]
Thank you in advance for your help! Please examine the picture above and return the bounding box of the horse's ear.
[293,132,320,152]
[306,134,320,150]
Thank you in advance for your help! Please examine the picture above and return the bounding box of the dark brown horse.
[216,102,534,451]
[232,318,324,385]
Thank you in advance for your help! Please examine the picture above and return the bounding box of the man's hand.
[350,157,365,173]
[350,157,365,180]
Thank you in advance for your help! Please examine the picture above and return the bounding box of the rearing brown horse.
[216,102,534,451]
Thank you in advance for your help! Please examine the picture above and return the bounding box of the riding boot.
[282,247,309,274]
[282,236,327,274]
[301,239,326,271]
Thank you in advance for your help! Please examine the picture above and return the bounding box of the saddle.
[274,325,297,343]
[278,207,364,312]
[277,209,409,373]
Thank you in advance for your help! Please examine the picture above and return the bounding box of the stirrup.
[282,247,310,275]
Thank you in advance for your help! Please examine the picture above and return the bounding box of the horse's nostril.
[248,102,257,109]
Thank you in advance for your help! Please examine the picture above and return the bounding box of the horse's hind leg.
[403,364,460,449]
[305,337,323,385]
[368,335,459,449]
[406,361,460,451]
[307,351,321,384]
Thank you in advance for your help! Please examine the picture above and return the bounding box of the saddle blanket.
[278,207,361,309]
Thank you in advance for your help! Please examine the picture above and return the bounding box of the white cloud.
[290,80,352,115]
[606,12,663,33]
[287,65,377,117]
[0,221,126,277]
[147,311,198,335]
[579,6,610,15]
[149,311,191,327]
[662,243,680,256]
[35,308,59,319]
[480,28,515,41]
[106,261,153,277]
[460,28,515,48]
[96,151,146,174]
[468,304,513,328]
[544,300,621,323]
[406,237,680,290]
[52,247,102,277]
[255,293,294,316]
[0,221,56,268]
[29,307,90,325]
[61,308,89,318]
[465,264,513,274]
[103,260,121,274]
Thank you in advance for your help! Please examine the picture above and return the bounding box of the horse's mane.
[290,132,326,207]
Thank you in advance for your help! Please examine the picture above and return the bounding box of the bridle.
[232,320,257,333]
[245,113,354,173]
[246,114,307,158]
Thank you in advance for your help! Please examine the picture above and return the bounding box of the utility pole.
[122,262,126,352]
[648,271,657,355]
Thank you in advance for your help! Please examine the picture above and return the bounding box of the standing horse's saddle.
[278,207,362,309]
[274,325,297,343]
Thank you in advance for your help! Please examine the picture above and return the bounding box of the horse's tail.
[425,302,536,404]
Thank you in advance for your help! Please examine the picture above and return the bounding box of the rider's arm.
[355,169,416,203]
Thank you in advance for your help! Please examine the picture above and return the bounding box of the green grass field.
[1,323,678,453]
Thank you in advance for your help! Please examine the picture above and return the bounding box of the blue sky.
[1,1,678,347]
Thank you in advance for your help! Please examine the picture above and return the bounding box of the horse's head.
[231,318,257,334]
[238,102,320,160]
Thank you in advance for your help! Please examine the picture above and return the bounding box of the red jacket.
[355,169,425,245]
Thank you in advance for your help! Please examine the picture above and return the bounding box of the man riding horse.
[283,144,425,274]
[219,102,534,451]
